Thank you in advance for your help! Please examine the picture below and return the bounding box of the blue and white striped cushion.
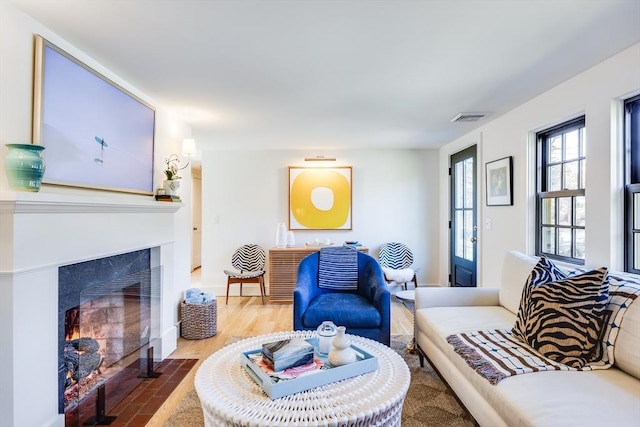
[318,247,358,291]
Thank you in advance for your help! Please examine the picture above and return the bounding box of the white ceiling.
[10,0,640,151]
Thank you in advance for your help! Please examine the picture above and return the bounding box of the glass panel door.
[450,145,477,287]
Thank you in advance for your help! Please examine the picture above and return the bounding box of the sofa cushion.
[608,272,640,379]
[512,256,567,341]
[499,250,539,314]
[416,306,516,354]
[523,268,610,368]
[302,293,381,328]
[615,297,640,379]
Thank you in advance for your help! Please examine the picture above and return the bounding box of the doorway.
[450,145,477,287]
[191,166,202,271]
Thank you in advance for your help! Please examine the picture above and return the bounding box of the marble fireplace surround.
[0,192,183,427]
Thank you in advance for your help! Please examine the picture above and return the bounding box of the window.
[536,117,586,264]
[625,95,640,273]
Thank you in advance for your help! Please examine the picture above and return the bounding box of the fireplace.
[0,193,185,427]
[58,249,162,421]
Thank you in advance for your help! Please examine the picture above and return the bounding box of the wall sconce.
[182,138,197,157]
[304,155,336,162]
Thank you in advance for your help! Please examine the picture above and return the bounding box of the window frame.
[624,95,640,274]
[535,116,586,265]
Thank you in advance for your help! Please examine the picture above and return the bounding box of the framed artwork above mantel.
[32,35,155,195]
[288,166,352,230]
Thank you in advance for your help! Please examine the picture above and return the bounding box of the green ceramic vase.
[4,143,46,192]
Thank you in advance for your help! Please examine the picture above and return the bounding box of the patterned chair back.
[231,244,266,272]
[378,242,414,270]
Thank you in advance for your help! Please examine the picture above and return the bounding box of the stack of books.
[155,195,182,202]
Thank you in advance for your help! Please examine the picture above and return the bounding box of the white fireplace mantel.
[0,191,182,214]
[0,189,187,427]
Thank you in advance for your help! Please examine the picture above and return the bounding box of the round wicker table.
[194,331,411,427]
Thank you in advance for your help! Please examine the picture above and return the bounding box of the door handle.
[470,237,477,243]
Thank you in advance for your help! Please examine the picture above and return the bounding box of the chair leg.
[240,283,243,297]
[413,273,418,289]
[226,279,231,305]
[259,277,265,304]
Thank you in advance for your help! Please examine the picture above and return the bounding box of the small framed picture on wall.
[485,156,513,206]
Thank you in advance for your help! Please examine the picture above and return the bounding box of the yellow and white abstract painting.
[289,167,352,230]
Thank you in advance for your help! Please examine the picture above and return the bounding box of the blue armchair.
[293,249,391,346]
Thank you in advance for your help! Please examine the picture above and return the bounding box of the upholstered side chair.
[223,244,266,305]
[293,247,391,346]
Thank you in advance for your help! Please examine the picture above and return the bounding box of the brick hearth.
[65,358,197,427]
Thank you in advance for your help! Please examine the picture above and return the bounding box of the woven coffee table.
[194,330,411,426]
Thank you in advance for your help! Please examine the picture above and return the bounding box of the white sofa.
[414,250,640,427]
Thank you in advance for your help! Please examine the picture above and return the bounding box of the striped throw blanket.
[447,275,640,385]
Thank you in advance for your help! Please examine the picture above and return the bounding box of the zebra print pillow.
[512,256,567,341]
[523,267,610,368]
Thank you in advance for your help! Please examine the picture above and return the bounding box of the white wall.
[0,2,194,426]
[199,148,440,297]
[438,43,640,287]
[0,1,194,308]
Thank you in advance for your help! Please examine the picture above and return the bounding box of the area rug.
[163,335,475,427]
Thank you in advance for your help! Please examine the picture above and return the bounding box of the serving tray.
[241,339,378,399]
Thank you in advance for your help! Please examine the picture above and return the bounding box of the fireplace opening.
[62,282,152,411]
[58,250,162,425]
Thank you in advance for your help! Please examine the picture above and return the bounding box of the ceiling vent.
[450,113,487,123]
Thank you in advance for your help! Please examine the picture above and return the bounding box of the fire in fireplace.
[63,307,102,397]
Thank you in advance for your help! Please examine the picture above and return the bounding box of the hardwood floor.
[145,268,414,426]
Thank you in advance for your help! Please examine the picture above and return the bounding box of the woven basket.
[181,299,217,340]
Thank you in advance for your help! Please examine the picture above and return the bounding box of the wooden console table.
[268,246,368,303]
